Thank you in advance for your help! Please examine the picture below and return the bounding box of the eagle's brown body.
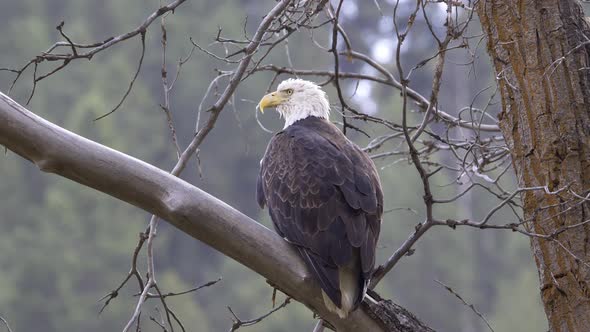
[257,116,383,316]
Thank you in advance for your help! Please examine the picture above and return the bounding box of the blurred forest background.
[3,1,589,331]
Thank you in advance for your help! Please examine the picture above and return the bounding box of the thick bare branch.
[0,92,439,332]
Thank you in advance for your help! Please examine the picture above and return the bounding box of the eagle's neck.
[283,112,328,129]
[279,97,330,129]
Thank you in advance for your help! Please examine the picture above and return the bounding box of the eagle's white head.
[258,78,330,128]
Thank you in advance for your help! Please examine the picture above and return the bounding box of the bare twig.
[144,277,222,299]
[160,16,182,158]
[0,316,13,332]
[122,215,160,332]
[228,297,291,331]
[99,231,148,315]
[435,280,494,332]
[94,31,146,121]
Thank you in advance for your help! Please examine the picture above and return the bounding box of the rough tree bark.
[477,1,590,331]
[0,92,436,332]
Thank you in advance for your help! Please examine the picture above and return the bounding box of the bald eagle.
[256,79,383,318]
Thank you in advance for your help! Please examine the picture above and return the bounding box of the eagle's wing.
[257,125,382,307]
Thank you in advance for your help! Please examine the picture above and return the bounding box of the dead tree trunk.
[477,1,590,331]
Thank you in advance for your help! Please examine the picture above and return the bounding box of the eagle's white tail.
[321,257,362,318]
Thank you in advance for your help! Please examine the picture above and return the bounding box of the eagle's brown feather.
[257,116,383,310]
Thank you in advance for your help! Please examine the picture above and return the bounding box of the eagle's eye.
[285,88,294,95]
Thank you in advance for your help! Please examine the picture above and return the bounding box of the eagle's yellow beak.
[257,92,285,114]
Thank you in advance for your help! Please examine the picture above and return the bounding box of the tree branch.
[0,92,436,332]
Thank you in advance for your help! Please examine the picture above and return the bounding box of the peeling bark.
[477,1,590,331]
